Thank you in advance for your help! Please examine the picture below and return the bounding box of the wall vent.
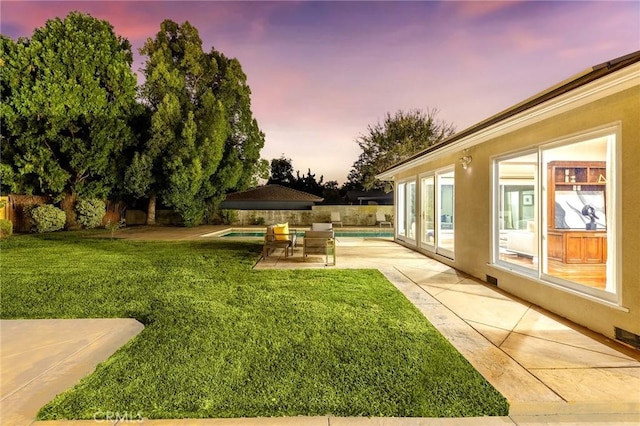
[486,275,498,286]
[615,327,640,350]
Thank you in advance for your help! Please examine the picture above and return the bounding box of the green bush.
[30,205,66,233]
[0,219,13,238]
[104,218,125,238]
[76,198,106,229]
[220,209,237,225]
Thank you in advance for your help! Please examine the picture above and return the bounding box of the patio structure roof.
[224,184,323,202]
[220,184,324,210]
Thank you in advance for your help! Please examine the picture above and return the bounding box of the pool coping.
[200,226,395,239]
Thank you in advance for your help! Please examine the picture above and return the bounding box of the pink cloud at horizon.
[2,1,639,184]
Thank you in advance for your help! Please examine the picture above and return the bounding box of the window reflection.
[494,135,615,295]
[497,154,537,271]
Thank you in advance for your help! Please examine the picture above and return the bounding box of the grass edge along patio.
[1,233,508,420]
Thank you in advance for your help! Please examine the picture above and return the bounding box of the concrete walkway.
[1,319,143,426]
[2,227,639,425]
[255,236,640,424]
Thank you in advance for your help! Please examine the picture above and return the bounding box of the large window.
[494,128,617,301]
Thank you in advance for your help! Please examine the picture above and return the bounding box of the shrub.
[30,204,66,233]
[220,209,237,225]
[181,208,203,228]
[105,218,125,238]
[0,219,13,238]
[76,198,106,229]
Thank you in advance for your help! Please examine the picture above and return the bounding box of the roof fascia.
[377,60,640,181]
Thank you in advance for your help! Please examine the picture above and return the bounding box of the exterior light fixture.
[459,149,472,170]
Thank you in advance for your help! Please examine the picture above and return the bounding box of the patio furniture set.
[262,222,336,265]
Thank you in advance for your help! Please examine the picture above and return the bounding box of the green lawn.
[0,233,508,419]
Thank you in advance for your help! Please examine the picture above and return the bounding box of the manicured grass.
[1,233,508,419]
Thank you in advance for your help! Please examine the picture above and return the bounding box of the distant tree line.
[267,155,341,203]
[268,109,455,202]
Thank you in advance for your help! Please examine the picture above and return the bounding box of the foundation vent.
[486,275,498,286]
[615,327,640,350]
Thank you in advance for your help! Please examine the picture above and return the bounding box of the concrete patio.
[255,236,640,421]
[2,228,639,425]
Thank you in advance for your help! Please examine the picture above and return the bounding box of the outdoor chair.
[311,222,333,231]
[263,223,297,258]
[303,230,336,265]
[330,212,343,227]
[376,212,392,228]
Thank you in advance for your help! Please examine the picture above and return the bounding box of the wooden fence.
[4,194,51,232]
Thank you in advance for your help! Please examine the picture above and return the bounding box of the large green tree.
[0,13,137,226]
[209,51,267,197]
[346,109,455,192]
[127,20,265,226]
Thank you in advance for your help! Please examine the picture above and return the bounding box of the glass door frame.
[419,173,436,253]
[396,181,406,239]
[435,168,455,259]
[490,125,620,304]
[396,177,417,244]
[417,167,455,259]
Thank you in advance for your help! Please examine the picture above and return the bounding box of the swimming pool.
[220,230,394,238]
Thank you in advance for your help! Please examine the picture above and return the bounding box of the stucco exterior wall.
[391,84,639,341]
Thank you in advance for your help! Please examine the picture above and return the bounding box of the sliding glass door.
[407,181,416,240]
[436,170,455,258]
[396,179,416,242]
[419,169,454,259]
[420,175,435,251]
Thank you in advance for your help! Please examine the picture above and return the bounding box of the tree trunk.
[60,193,79,230]
[146,193,156,225]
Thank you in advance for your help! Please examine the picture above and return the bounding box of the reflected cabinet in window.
[494,129,617,300]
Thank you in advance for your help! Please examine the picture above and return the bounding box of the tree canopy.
[126,19,265,226]
[266,155,332,198]
[1,12,460,224]
[0,12,138,224]
[267,155,295,186]
[346,109,455,192]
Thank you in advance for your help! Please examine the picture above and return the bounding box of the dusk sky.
[2,1,639,184]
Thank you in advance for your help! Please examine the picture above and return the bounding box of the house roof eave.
[377,50,640,181]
